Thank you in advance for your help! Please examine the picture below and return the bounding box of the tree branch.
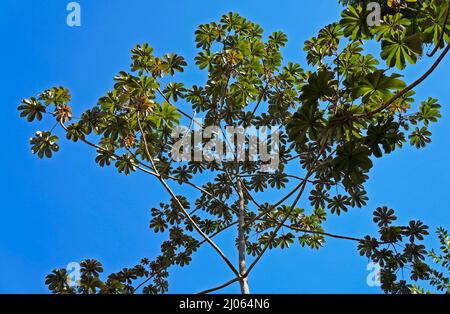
[136,113,240,278]
[197,277,240,294]
[361,42,450,118]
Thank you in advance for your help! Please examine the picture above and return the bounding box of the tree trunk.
[236,179,250,294]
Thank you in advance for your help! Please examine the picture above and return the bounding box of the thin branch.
[157,88,203,128]
[244,137,329,277]
[247,82,269,123]
[282,224,365,243]
[60,120,245,290]
[197,277,240,294]
[59,121,160,177]
[361,42,450,118]
[244,170,311,276]
[136,113,240,278]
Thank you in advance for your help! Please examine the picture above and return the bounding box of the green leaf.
[332,143,373,188]
[39,87,71,106]
[300,70,337,103]
[115,154,136,175]
[18,97,46,122]
[380,32,423,69]
[287,102,325,145]
[340,5,372,40]
[353,70,406,104]
[409,127,432,148]
[416,97,442,126]
[30,131,59,159]
[163,53,187,76]
[365,118,404,157]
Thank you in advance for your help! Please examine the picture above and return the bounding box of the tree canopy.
[19,0,450,294]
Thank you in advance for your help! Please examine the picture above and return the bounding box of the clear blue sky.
[1,0,450,294]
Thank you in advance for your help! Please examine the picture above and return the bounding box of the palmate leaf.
[416,97,442,126]
[220,12,244,31]
[163,82,187,102]
[404,220,429,242]
[380,31,424,70]
[380,226,404,243]
[194,50,213,70]
[80,259,104,278]
[303,23,341,66]
[242,40,266,58]
[349,188,368,208]
[387,0,417,8]
[65,123,85,142]
[115,154,137,175]
[277,233,295,249]
[339,5,372,40]
[45,269,73,294]
[299,233,325,250]
[173,165,193,184]
[98,90,121,114]
[268,172,289,189]
[309,188,330,208]
[300,70,337,103]
[408,127,432,148]
[39,86,71,106]
[304,37,325,66]
[102,116,129,141]
[195,22,224,49]
[131,43,155,74]
[332,142,373,188]
[374,13,411,42]
[157,101,181,128]
[18,97,46,122]
[365,118,405,158]
[312,208,327,222]
[327,195,351,215]
[349,53,380,78]
[373,206,397,228]
[317,22,343,50]
[229,78,259,107]
[53,104,73,123]
[358,236,379,258]
[163,53,187,76]
[353,70,406,104]
[79,107,105,135]
[95,149,115,167]
[258,232,277,249]
[389,90,415,114]
[29,131,59,159]
[268,31,288,48]
[287,102,325,145]
[249,174,268,192]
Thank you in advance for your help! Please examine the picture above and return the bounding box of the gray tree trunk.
[236,179,250,294]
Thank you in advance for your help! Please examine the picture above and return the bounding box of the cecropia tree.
[19,0,450,294]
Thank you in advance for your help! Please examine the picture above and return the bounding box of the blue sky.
[1,0,450,294]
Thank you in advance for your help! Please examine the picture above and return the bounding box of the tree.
[18,0,450,294]
[411,228,450,294]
